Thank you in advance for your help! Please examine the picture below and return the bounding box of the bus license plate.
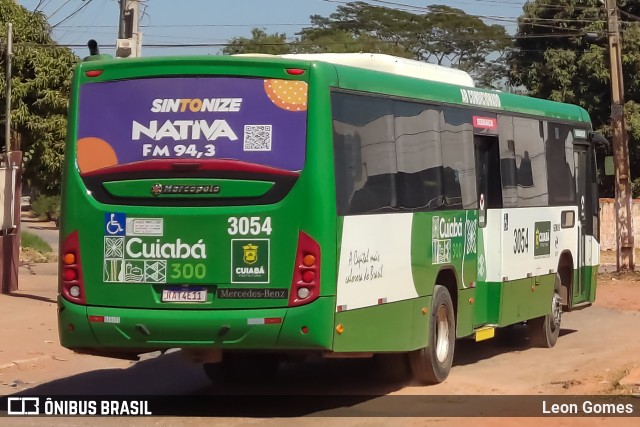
[162,288,207,303]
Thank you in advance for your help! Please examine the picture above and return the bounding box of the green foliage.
[21,230,52,254]
[509,0,640,193]
[223,1,513,87]
[0,1,78,195]
[509,0,609,119]
[223,28,292,55]
[31,194,60,223]
[632,177,640,198]
[299,2,416,57]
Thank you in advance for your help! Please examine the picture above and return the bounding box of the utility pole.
[605,0,635,271]
[1,22,20,295]
[5,23,12,155]
[116,0,142,58]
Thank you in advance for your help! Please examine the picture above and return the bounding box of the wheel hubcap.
[435,304,450,363]
[551,292,562,330]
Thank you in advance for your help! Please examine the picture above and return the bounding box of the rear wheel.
[408,285,456,384]
[528,273,562,348]
[203,353,280,383]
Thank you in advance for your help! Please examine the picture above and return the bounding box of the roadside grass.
[21,231,52,253]
[20,231,56,264]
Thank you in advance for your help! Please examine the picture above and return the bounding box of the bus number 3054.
[514,227,529,254]
[227,217,272,236]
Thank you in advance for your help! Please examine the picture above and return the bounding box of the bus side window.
[332,126,362,214]
[441,107,475,210]
[498,116,549,207]
[395,102,444,211]
[331,92,397,215]
[545,122,577,205]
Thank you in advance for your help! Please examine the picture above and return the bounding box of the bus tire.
[408,285,455,384]
[528,273,562,348]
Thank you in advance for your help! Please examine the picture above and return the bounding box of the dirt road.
[1,270,639,426]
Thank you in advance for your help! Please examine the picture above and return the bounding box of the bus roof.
[77,53,590,124]
[232,53,587,123]
[236,53,475,88]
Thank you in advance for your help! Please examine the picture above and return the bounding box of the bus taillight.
[60,231,86,305]
[289,231,320,307]
[85,70,103,77]
[285,68,305,75]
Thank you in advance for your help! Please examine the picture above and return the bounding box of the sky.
[18,0,528,57]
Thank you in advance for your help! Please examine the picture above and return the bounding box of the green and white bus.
[58,51,601,384]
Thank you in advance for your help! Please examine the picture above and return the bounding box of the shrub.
[31,195,61,225]
[632,177,640,198]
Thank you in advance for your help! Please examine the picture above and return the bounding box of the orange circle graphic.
[77,137,118,174]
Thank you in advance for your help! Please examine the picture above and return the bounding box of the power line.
[13,30,606,51]
[54,23,314,29]
[34,0,50,12]
[52,0,97,29]
[41,0,620,47]
[48,0,73,19]
[323,0,608,26]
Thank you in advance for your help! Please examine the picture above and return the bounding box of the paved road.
[2,264,639,425]
[20,215,59,253]
[2,292,640,422]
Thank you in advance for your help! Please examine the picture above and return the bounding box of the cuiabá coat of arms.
[243,243,258,264]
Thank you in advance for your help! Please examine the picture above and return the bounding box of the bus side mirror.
[604,156,615,176]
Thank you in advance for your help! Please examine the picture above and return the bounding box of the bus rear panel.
[58,59,337,357]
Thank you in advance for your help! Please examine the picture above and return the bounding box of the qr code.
[244,125,273,151]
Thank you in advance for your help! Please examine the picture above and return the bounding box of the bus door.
[473,134,502,327]
[572,142,593,306]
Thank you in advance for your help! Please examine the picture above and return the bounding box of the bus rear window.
[76,77,307,174]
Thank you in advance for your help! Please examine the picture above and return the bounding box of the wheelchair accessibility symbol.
[105,213,126,236]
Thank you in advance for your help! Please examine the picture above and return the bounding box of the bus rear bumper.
[57,296,335,355]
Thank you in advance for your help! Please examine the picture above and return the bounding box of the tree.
[0,0,78,195]
[223,28,291,55]
[509,0,640,196]
[223,2,513,88]
[299,2,416,57]
[300,2,512,87]
[409,4,512,87]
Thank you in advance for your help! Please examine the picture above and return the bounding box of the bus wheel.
[408,285,456,384]
[203,353,280,384]
[528,273,562,348]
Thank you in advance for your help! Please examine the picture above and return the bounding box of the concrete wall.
[599,198,640,250]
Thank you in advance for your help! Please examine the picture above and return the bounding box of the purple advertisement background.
[77,77,307,172]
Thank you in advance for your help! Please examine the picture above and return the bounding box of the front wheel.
[528,273,562,348]
[408,285,456,384]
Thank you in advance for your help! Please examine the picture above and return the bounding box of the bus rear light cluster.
[60,231,86,305]
[289,231,320,307]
